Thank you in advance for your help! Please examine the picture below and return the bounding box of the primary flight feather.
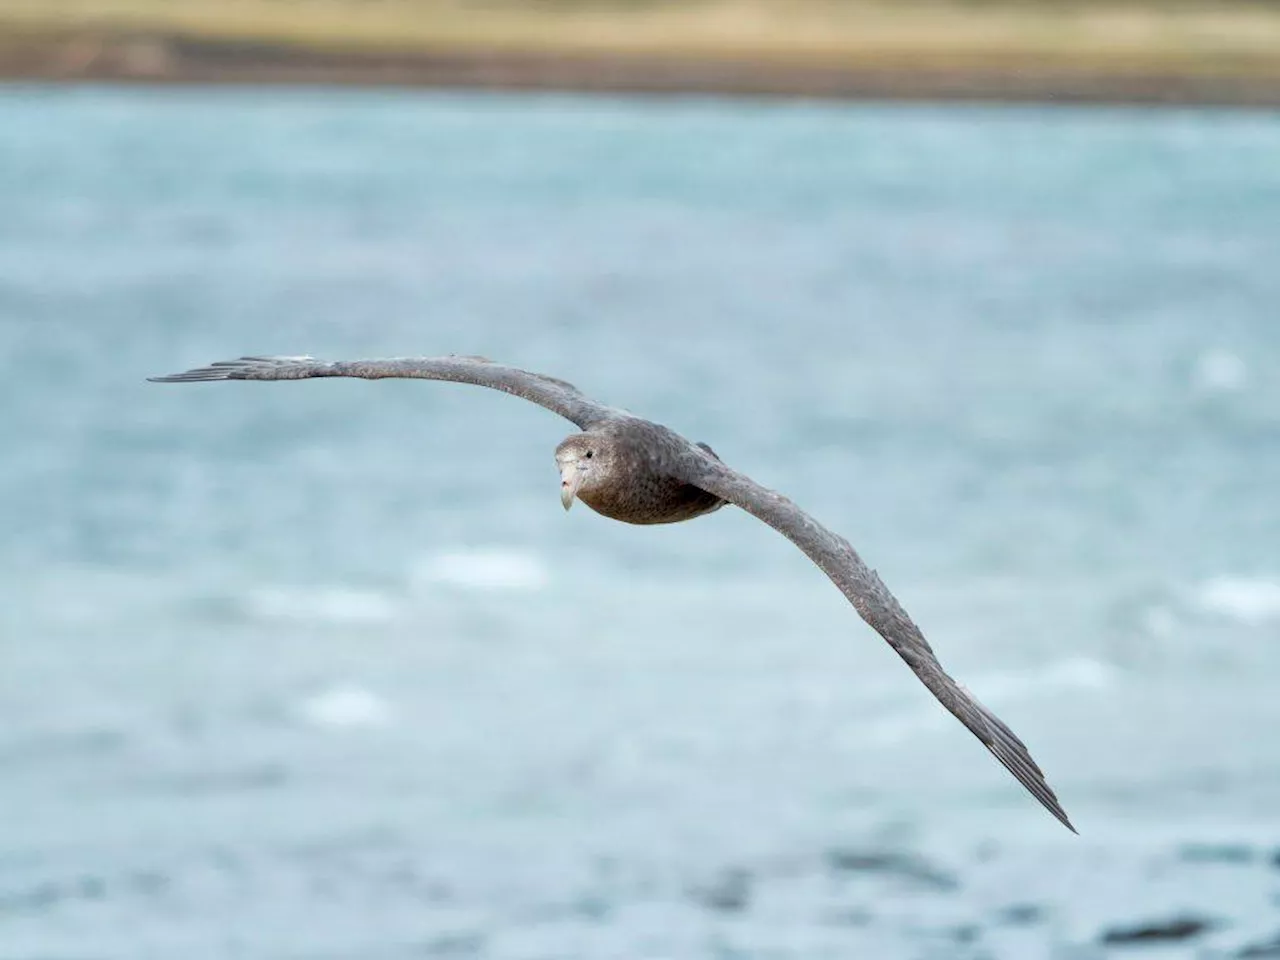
[150,354,1076,832]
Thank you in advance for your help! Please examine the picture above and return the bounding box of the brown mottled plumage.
[150,354,1076,833]
[554,430,724,524]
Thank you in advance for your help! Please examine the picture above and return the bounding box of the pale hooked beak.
[559,460,585,511]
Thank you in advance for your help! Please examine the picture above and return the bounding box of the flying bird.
[150,354,1076,832]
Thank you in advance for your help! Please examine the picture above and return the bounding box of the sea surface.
[2,87,1279,959]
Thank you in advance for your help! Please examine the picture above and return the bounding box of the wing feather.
[149,355,618,428]
[686,456,1076,833]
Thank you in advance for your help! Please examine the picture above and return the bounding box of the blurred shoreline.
[4,23,1280,106]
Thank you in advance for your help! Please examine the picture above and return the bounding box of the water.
[2,87,1279,959]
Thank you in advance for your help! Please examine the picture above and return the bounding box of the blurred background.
[2,3,1280,960]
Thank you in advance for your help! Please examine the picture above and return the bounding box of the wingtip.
[148,355,322,384]
[1047,802,1078,834]
[1036,794,1077,835]
[981,719,1077,835]
[1031,788,1078,835]
[1043,783,1078,834]
[146,370,226,383]
[1038,783,1077,835]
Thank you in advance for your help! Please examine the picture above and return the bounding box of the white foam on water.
[295,684,393,729]
[1195,576,1280,625]
[412,547,550,591]
[1142,605,1179,639]
[1191,348,1248,395]
[245,586,400,625]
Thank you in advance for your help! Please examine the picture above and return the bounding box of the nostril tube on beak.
[559,461,583,511]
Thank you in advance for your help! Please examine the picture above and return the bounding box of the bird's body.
[151,353,1077,833]
[556,421,725,524]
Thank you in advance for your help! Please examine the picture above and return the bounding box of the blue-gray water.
[3,87,1280,959]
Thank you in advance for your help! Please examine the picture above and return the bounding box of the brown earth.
[3,25,1280,106]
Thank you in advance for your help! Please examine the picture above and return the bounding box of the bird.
[150,354,1076,832]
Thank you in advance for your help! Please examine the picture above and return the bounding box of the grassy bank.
[4,0,1280,103]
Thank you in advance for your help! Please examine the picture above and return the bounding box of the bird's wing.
[683,454,1076,833]
[149,355,618,428]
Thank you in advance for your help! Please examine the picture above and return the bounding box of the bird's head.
[554,434,612,511]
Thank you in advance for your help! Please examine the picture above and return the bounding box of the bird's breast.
[579,475,723,525]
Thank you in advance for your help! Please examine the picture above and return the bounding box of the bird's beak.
[560,460,584,511]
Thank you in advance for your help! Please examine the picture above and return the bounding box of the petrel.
[151,354,1076,832]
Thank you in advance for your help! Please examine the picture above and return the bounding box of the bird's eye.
[585,450,594,459]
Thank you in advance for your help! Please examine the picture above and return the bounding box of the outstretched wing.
[684,455,1076,832]
[149,355,619,429]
